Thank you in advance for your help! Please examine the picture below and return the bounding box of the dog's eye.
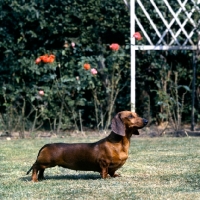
[128,114,134,119]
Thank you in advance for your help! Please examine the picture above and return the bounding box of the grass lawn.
[0,135,200,200]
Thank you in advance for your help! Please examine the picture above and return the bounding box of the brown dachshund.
[27,111,148,182]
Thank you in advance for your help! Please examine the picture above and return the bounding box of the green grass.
[0,136,200,200]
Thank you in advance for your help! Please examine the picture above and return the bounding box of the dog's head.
[111,111,148,136]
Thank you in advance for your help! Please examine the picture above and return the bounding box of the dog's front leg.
[108,169,120,177]
[100,168,108,178]
[99,160,109,178]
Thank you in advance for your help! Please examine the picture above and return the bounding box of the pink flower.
[91,68,98,75]
[133,32,142,40]
[38,90,44,96]
[109,43,120,51]
[71,42,75,48]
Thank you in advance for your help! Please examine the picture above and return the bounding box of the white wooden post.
[130,0,136,112]
[128,0,200,114]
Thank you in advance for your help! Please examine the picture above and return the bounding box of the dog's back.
[36,143,100,171]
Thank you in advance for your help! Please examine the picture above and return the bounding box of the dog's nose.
[143,118,148,125]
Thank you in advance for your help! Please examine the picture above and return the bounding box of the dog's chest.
[109,144,129,167]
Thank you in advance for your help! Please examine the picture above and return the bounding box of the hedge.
[0,0,199,136]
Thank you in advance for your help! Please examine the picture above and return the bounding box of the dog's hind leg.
[32,168,38,182]
[31,163,41,182]
[38,168,45,180]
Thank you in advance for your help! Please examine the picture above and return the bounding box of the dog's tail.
[26,166,33,175]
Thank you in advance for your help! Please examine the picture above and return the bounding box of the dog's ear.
[133,129,139,135]
[111,113,125,136]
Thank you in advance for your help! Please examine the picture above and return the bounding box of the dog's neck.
[108,131,132,143]
[106,132,131,154]
[125,128,135,139]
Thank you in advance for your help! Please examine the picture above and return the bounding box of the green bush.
[0,0,199,135]
[0,0,131,134]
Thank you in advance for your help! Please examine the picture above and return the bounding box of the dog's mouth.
[129,125,144,129]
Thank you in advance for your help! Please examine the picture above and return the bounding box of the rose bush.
[0,0,197,135]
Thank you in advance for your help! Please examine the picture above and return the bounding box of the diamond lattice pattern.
[134,0,200,49]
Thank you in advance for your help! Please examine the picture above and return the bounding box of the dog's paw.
[110,173,121,178]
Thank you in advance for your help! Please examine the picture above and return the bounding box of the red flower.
[83,63,91,70]
[133,32,142,40]
[37,54,55,63]
[40,54,49,63]
[48,54,55,63]
[109,43,120,51]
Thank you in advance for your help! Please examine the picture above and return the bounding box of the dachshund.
[26,111,148,182]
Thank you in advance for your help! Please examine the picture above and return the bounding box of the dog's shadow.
[21,173,101,182]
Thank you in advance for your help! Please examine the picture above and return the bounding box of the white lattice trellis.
[130,0,200,111]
